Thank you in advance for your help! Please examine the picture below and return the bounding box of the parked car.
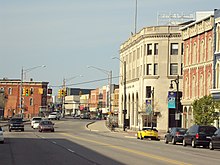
[38,120,54,132]
[31,117,42,128]
[0,126,4,144]
[8,117,24,132]
[48,112,61,120]
[165,127,187,145]
[209,128,220,150]
[183,125,217,148]
[137,127,159,140]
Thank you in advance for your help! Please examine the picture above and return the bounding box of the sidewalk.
[86,120,137,137]
[87,120,166,140]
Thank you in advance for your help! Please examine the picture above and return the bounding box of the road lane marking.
[60,133,191,165]
[67,149,75,153]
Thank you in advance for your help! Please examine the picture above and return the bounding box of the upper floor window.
[171,43,178,55]
[30,88,34,95]
[154,63,158,75]
[146,64,152,75]
[8,88,12,95]
[30,98,33,106]
[147,44,152,55]
[154,43,158,55]
[170,63,178,75]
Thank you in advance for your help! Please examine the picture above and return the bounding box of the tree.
[192,95,220,125]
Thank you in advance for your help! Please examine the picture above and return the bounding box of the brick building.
[0,79,49,118]
[181,12,215,128]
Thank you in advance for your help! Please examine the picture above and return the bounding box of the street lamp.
[169,75,180,127]
[20,65,46,118]
[87,66,112,114]
[112,57,127,131]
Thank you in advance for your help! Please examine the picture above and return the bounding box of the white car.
[0,126,4,144]
[48,112,61,120]
[32,120,41,129]
[31,117,42,128]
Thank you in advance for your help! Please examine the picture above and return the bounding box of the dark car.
[183,125,217,148]
[165,127,187,145]
[38,120,54,132]
[8,117,24,132]
[209,128,220,150]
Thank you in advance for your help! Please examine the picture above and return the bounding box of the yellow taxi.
[137,127,159,140]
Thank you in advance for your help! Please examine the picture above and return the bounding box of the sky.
[1,0,220,94]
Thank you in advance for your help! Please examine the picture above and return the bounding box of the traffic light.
[25,88,30,96]
[58,89,62,98]
[61,89,64,96]
[22,88,26,96]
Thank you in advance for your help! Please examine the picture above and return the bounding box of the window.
[8,88,12,95]
[170,63,178,75]
[154,43,158,55]
[181,63,183,75]
[0,88,4,93]
[146,64,152,75]
[171,43,178,55]
[30,98,33,106]
[147,44,152,55]
[154,63,158,75]
[30,88,34,95]
[146,86,151,98]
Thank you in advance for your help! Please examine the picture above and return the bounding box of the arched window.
[192,42,197,64]
[30,98,33,106]
[185,78,189,99]
[185,45,189,66]
[200,40,204,62]
[208,38,212,60]
[8,88,12,95]
[199,75,204,97]
[192,75,196,98]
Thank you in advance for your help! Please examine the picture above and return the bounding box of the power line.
[49,76,121,88]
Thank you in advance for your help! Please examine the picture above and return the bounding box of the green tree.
[192,95,220,125]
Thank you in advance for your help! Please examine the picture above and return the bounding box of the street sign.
[168,91,176,109]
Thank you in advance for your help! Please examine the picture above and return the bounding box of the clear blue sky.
[0,0,219,93]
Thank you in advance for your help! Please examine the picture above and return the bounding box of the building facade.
[119,25,184,131]
[0,79,48,118]
[181,13,215,128]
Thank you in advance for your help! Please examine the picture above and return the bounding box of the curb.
[85,121,96,131]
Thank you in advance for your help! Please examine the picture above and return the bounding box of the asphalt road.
[1,119,220,165]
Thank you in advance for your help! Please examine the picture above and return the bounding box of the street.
[1,119,220,165]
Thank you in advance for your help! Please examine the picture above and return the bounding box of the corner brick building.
[0,79,48,118]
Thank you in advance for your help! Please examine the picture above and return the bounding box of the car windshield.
[176,128,187,133]
[41,121,53,125]
[198,126,217,134]
[10,118,23,122]
[142,128,158,132]
[33,118,42,121]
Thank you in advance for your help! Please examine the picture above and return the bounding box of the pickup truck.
[8,118,24,132]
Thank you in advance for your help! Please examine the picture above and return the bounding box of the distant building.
[0,79,49,118]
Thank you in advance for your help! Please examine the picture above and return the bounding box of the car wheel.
[9,129,11,132]
[51,129,54,132]
[164,137,168,144]
[209,141,214,150]
[191,139,196,148]
[39,129,42,132]
[172,137,176,145]
[21,129,24,132]
[183,139,186,146]
[137,133,140,139]
[140,134,143,140]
